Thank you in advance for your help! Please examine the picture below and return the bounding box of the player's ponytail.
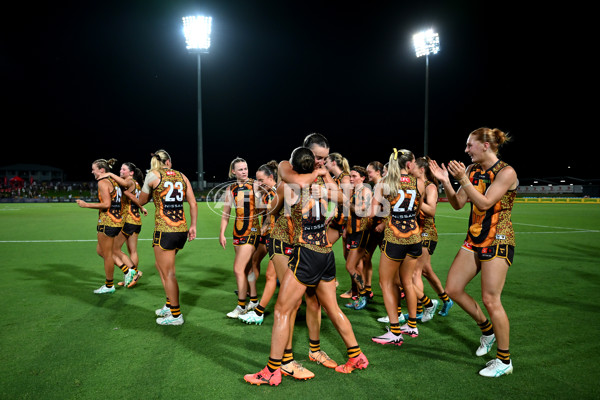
[149,150,171,173]
[416,156,438,186]
[93,158,116,172]
[328,152,350,174]
[470,127,511,155]
[257,160,278,181]
[290,147,315,174]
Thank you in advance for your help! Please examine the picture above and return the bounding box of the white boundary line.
[1,214,598,244]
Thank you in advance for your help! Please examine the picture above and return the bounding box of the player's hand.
[429,159,449,182]
[315,165,328,177]
[446,160,467,180]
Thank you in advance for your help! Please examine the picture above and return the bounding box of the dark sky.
[2,1,586,183]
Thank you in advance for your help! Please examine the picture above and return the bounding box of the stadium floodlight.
[413,28,440,156]
[413,29,440,58]
[183,16,212,53]
[182,15,212,191]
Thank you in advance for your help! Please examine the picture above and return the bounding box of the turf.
[1,202,599,399]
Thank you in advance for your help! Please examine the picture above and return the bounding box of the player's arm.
[429,159,469,210]
[278,160,319,186]
[182,173,197,241]
[219,187,232,249]
[321,168,345,205]
[104,172,133,192]
[127,171,158,207]
[76,179,112,210]
[456,166,517,211]
[353,185,372,218]
[268,183,286,217]
[370,182,389,219]
[420,181,438,217]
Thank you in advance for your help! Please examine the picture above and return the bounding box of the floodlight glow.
[183,16,212,52]
[413,29,440,58]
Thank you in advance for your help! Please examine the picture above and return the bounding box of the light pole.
[183,15,212,191]
[413,29,440,156]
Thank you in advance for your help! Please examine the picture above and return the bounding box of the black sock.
[267,357,281,372]
[496,348,510,364]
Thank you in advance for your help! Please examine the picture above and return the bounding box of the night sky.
[2,1,586,184]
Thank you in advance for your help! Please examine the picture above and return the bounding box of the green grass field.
[1,202,599,399]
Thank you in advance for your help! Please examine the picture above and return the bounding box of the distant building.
[0,164,65,184]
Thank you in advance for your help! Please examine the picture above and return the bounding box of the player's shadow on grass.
[22,262,340,376]
[553,242,600,261]
[28,262,420,377]
[406,322,481,362]
[179,265,233,308]
[155,314,273,374]
[28,262,107,304]
[30,263,160,313]
[27,262,96,286]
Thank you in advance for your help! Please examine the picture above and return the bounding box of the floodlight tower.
[183,15,212,191]
[413,29,440,156]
